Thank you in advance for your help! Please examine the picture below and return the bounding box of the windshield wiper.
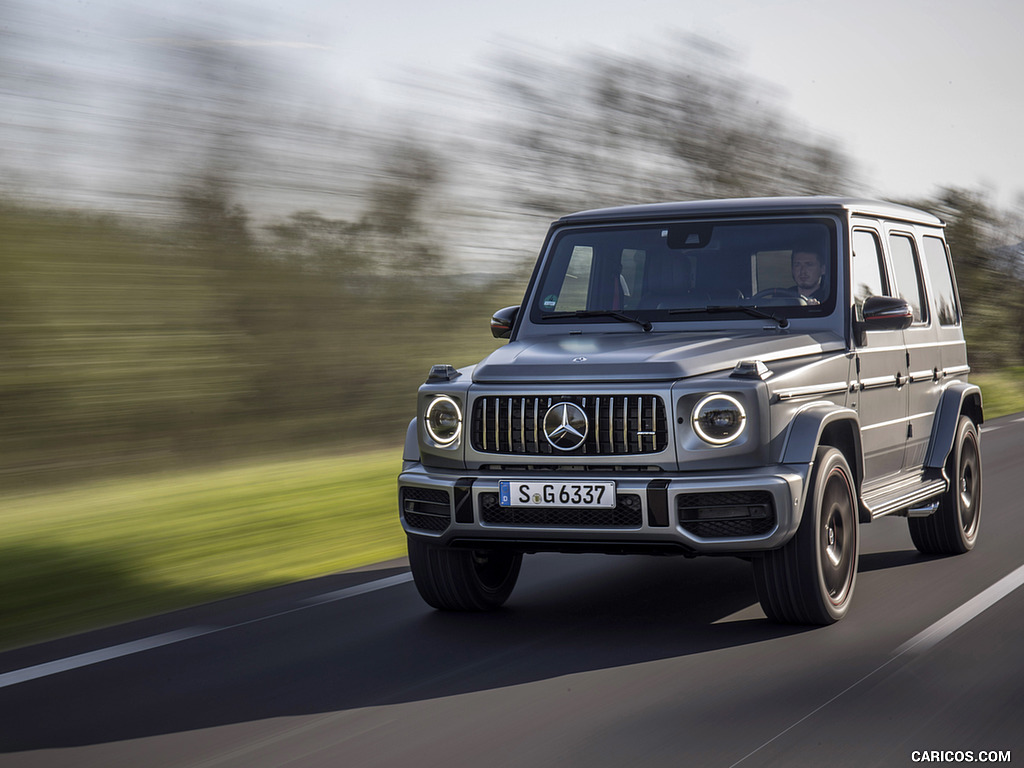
[668,305,789,329]
[542,310,653,332]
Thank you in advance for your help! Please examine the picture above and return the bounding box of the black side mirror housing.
[854,295,913,344]
[490,305,520,339]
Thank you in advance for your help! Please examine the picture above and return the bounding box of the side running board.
[861,470,947,520]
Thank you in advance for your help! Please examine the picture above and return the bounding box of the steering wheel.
[751,287,810,306]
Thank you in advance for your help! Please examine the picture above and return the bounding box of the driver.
[790,248,827,302]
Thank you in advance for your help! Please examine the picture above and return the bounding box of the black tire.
[909,415,981,555]
[754,447,859,625]
[407,536,522,611]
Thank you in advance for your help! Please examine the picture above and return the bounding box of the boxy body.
[398,197,983,624]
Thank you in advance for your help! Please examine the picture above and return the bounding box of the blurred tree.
[354,136,446,280]
[486,35,856,219]
[918,188,1024,370]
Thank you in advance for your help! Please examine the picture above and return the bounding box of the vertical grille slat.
[471,395,666,456]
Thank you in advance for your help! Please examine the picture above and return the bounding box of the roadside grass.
[1,449,406,651]
[974,366,1024,420]
[1,370,1021,652]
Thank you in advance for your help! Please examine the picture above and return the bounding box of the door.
[851,225,908,483]
[886,228,940,471]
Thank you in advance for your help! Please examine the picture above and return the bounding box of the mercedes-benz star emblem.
[543,402,588,451]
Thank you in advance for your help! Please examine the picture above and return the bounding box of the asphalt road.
[2,414,1023,767]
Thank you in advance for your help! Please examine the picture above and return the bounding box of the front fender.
[780,403,861,465]
[779,402,865,520]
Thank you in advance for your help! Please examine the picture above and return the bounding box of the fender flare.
[781,403,862,469]
[780,403,865,516]
[403,418,419,463]
[924,383,983,469]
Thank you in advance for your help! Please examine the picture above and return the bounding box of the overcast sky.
[309,0,1024,206]
[6,0,1024,209]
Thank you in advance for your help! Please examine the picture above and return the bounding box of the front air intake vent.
[677,491,775,538]
[401,487,452,532]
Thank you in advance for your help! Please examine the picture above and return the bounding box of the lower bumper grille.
[402,487,452,532]
[480,492,643,528]
[677,491,775,538]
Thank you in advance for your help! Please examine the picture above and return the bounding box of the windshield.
[531,217,837,325]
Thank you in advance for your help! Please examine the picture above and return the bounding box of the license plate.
[498,481,616,508]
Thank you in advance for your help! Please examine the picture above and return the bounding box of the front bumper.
[398,463,810,555]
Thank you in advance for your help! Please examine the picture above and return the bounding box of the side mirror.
[854,295,913,344]
[490,305,520,339]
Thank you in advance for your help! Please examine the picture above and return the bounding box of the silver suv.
[398,197,983,624]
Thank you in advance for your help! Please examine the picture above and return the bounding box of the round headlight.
[425,395,462,446]
[692,394,746,445]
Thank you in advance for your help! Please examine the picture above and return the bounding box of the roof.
[555,196,944,227]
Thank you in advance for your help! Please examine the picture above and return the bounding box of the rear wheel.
[407,536,522,611]
[909,415,981,554]
[754,447,859,625]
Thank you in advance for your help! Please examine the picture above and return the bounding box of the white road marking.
[984,414,1024,433]
[0,571,413,690]
[894,563,1024,656]
[0,629,211,690]
[301,572,413,605]
[730,563,1024,767]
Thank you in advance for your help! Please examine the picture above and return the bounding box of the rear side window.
[922,236,960,325]
[888,233,927,323]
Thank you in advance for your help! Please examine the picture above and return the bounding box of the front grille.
[479,492,643,528]
[472,395,667,455]
[401,487,451,532]
[677,491,775,538]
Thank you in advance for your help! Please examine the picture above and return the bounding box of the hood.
[472,330,845,384]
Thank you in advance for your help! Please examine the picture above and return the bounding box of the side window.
[922,236,960,325]
[545,246,593,312]
[851,230,887,319]
[888,233,927,323]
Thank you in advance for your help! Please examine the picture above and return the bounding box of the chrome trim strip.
[607,396,614,450]
[861,414,912,430]
[482,398,489,451]
[860,375,897,391]
[944,365,971,377]
[621,396,627,449]
[908,369,934,382]
[520,398,526,452]
[775,381,851,401]
[534,398,540,449]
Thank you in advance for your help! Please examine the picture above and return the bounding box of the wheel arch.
[924,383,983,470]
[780,403,865,521]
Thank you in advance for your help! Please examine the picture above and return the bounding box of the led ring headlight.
[425,395,462,446]
[692,393,746,445]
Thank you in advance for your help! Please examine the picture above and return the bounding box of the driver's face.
[792,251,824,292]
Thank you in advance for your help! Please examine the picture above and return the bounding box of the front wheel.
[754,447,859,625]
[407,536,522,611]
[909,415,981,554]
